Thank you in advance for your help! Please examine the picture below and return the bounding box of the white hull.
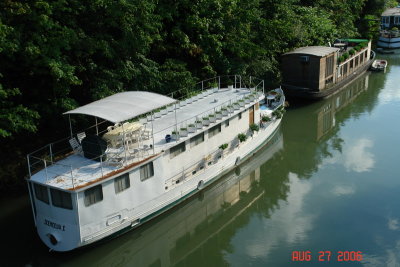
[26,76,285,252]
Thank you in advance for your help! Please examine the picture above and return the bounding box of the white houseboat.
[26,75,285,251]
[378,7,400,49]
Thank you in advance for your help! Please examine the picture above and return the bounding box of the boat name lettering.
[44,219,65,231]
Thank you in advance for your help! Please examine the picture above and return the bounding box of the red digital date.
[292,251,362,261]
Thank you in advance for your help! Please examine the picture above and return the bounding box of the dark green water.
[3,53,400,267]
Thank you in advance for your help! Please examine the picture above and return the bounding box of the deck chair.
[76,132,86,144]
[69,137,83,155]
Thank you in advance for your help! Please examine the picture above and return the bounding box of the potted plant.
[250,123,259,132]
[167,104,174,112]
[195,120,203,129]
[209,114,216,123]
[180,127,188,137]
[219,143,228,150]
[154,108,162,118]
[239,99,245,107]
[215,111,223,120]
[202,116,210,126]
[238,133,247,143]
[262,115,271,123]
[233,102,240,110]
[172,130,180,140]
[221,107,228,116]
[244,96,251,104]
[161,107,168,115]
[188,124,196,133]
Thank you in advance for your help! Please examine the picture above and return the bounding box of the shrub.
[250,123,259,132]
[219,143,228,150]
[343,52,349,60]
[261,115,271,122]
[238,133,247,142]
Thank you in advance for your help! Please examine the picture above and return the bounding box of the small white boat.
[370,59,388,71]
[26,75,285,251]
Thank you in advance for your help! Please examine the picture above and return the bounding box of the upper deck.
[27,76,272,191]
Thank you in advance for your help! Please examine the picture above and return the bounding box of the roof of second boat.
[283,46,340,57]
[64,91,176,123]
[382,7,400,16]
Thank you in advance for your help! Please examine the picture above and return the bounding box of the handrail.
[27,76,268,186]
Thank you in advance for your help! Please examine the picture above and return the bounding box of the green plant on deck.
[343,52,349,60]
[238,133,247,142]
[249,123,259,132]
[261,115,271,122]
[219,143,228,150]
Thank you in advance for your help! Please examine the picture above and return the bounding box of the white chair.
[76,132,86,144]
[69,138,83,155]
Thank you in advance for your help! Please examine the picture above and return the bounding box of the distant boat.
[281,39,374,99]
[370,59,388,71]
[378,7,400,49]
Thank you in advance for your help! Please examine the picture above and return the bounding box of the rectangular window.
[325,55,334,77]
[190,132,204,148]
[34,183,49,204]
[208,124,221,138]
[50,188,73,210]
[140,162,154,181]
[84,185,103,207]
[225,119,230,127]
[238,112,242,120]
[114,173,130,193]
[170,142,186,158]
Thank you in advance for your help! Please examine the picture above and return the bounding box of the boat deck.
[29,87,263,190]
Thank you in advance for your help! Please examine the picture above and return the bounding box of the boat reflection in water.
[59,129,283,266]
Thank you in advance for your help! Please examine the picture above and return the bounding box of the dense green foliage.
[0,0,391,191]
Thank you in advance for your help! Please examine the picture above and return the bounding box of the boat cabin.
[281,40,372,94]
[381,7,400,29]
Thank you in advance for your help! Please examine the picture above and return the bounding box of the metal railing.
[27,75,268,188]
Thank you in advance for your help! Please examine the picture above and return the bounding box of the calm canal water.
[2,53,400,267]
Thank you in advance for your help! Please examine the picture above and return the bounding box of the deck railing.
[27,76,269,187]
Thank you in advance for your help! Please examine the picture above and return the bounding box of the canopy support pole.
[69,115,73,138]
[151,113,155,155]
[95,117,99,135]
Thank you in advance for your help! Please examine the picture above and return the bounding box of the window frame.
[34,183,49,204]
[84,184,103,207]
[170,142,186,158]
[190,132,204,148]
[140,162,154,182]
[50,188,73,210]
[208,124,221,138]
[114,173,130,193]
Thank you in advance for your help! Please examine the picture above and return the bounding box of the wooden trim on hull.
[283,59,373,100]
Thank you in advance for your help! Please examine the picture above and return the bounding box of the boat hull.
[378,36,400,49]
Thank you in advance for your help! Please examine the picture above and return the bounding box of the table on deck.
[103,122,143,147]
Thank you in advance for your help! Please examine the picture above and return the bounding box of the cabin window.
[170,142,186,158]
[343,63,348,75]
[208,124,221,138]
[225,119,230,127]
[325,55,334,77]
[350,60,353,69]
[140,162,154,181]
[238,112,242,120]
[50,188,73,210]
[34,183,49,204]
[394,17,400,25]
[84,185,103,207]
[114,173,130,193]
[190,132,204,148]
[355,56,359,67]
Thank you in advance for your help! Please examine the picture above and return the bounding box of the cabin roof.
[64,91,176,123]
[283,46,339,57]
[382,7,400,17]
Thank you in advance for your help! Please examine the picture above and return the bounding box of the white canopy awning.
[64,91,176,123]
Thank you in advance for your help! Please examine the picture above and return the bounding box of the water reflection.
[55,129,284,267]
